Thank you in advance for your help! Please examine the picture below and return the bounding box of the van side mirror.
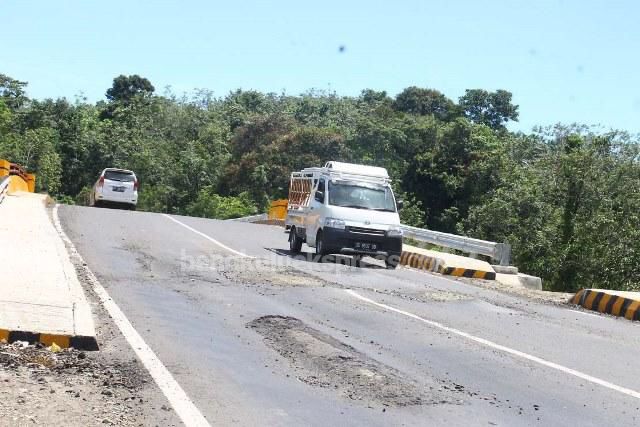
[396,199,404,211]
[315,191,325,203]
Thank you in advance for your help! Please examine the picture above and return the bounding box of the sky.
[2,0,639,133]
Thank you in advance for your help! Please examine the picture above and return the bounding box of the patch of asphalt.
[118,242,157,274]
[247,315,453,409]
[217,258,337,289]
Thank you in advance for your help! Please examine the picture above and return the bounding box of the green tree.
[106,74,155,102]
[458,89,519,130]
[0,74,29,111]
[394,87,456,121]
[403,118,504,232]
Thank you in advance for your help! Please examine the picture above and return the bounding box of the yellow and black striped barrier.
[400,251,442,273]
[441,266,497,280]
[0,328,98,350]
[571,289,640,321]
[399,251,496,280]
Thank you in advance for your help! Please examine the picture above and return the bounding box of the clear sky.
[2,0,639,133]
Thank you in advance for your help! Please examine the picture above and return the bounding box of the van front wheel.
[316,231,328,257]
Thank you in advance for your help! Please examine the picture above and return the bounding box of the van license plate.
[355,242,377,250]
[112,186,125,192]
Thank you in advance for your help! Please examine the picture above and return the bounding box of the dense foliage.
[1,73,639,292]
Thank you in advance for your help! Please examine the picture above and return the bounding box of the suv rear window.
[104,170,135,182]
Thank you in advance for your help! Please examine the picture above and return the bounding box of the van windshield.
[328,180,396,212]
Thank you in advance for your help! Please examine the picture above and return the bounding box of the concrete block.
[492,265,519,275]
[518,273,542,290]
[495,273,542,290]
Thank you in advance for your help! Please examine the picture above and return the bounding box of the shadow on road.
[265,248,384,270]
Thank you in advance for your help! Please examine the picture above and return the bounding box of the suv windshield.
[104,170,135,182]
[328,180,396,212]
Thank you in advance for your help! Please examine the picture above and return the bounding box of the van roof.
[324,161,389,179]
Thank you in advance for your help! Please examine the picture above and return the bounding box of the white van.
[90,168,138,210]
[286,161,403,268]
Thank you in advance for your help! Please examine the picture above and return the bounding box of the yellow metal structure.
[268,199,288,220]
[8,176,29,193]
[0,159,9,177]
[0,159,36,194]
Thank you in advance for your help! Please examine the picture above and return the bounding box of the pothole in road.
[385,289,474,304]
[220,259,333,288]
[248,315,452,408]
[421,290,474,302]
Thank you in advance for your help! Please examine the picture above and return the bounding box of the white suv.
[90,168,138,210]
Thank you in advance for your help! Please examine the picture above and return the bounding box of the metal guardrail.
[230,213,268,222]
[230,212,511,265]
[0,176,9,205]
[400,224,511,266]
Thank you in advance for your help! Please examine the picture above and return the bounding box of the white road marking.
[345,289,640,401]
[568,309,602,318]
[53,205,211,427]
[163,214,254,259]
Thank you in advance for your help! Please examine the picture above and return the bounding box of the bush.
[185,187,257,219]
[74,186,92,206]
[55,194,75,205]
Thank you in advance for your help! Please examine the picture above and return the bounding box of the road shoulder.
[0,203,183,426]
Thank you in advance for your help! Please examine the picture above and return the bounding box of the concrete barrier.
[570,289,640,321]
[400,245,497,280]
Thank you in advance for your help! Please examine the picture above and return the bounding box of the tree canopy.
[105,74,155,102]
[0,72,638,293]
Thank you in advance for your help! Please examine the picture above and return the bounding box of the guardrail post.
[496,243,511,266]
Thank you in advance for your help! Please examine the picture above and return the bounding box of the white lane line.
[163,214,253,259]
[569,309,602,318]
[345,289,640,401]
[53,206,211,427]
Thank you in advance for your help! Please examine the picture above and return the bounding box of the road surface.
[58,205,640,426]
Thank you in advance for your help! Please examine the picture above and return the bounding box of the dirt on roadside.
[0,341,146,426]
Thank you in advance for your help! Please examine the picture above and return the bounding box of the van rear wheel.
[289,227,302,253]
[385,257,399,269]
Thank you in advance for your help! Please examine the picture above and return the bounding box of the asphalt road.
[58,205,640,426]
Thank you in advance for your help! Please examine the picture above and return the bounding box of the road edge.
[52,204,211,427]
